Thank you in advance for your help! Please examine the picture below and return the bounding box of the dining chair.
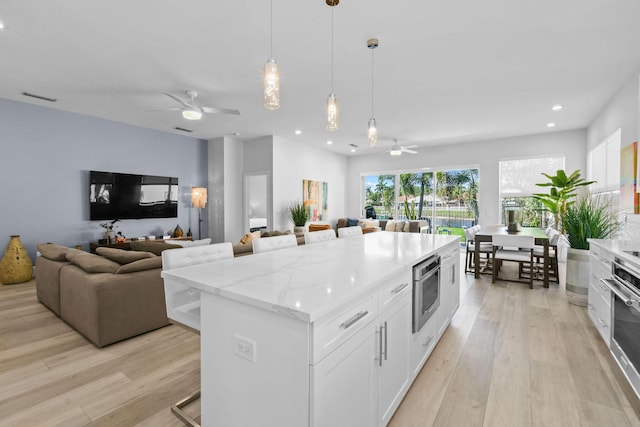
[465,225,492,274]
[533,228,560,283]
[337,226,363,238]
[305,229,337,244]
[252,234,298,253]
[491,234,536,288]
[161,242,234,427]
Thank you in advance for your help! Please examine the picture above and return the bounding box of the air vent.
[22,91,57,102]
[174,127,193,133]
[349,143,359,148]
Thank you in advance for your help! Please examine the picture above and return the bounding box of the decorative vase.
[173,224,184,238]
[566,247,589,306]
[294,226,305,236]
[104,230,116,244]
[0,235,33,285]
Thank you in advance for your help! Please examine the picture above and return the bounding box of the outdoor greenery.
[289,201,309,227]
[532,169,595,233]
[364,169,479,225]
[501,196,547,227]
[563,195,619,250]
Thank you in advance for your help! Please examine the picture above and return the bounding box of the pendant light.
[326,0,339,131]
[367,38,379,147]
[263,0,280,110]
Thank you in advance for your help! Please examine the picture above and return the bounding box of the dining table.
[474,225,550,288]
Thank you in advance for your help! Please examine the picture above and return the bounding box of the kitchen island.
[162,232,460,427]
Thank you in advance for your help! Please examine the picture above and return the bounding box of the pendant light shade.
[264,58,280,110]
[367,118,378,146]
[327,93,339,131]
[263,0,280,110]
[367,38,379,147]
[326,1,339,131]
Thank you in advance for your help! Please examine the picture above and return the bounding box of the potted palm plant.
[563,194,619,306]
[532,169,595,233]
[289,201,309,235]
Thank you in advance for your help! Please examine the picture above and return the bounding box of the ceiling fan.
[159,90,240,120]
[380,139,418,156]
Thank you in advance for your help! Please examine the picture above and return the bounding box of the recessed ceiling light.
[350,148,356,153]
[547,122,556,128]
[551,105,563,111]
[0,22,5,30]
[327,140,333,145]
[295,129,302,135]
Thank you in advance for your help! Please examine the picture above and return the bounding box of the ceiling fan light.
[182,109,202,120]
[390,144,402,156]
[367,118,378,147]
[264,58,280,110]
[327,93,339,131]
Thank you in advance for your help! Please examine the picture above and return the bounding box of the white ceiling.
[2,1,640,156]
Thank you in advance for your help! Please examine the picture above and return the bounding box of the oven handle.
[601,278,635,306]
[415,265,440,284]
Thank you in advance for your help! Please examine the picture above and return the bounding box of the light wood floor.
[1,257,639,426]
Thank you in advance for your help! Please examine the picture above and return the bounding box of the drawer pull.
[391,283,409,295]
[422,336,434,347]
[340,311,369,330]
[597,318,608,328]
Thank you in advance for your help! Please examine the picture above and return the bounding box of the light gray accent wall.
[0,98,207,262]
[347,129,587,227]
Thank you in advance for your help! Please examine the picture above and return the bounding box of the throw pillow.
[96,247,156,264]
[403,221,411,232]
[347,218,359,227]
[115,256,162,274]
[239,231,261,244]
[130,241,183,255]
[385,221,396,232]
[363,220,379,228]
[66,252,121,274]
[37,243,80,261]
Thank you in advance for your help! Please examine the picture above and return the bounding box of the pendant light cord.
[270,0,273,58]
[371,46,374,117]
[331,6,334,92]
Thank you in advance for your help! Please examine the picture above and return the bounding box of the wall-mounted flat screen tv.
[89,170,178,220]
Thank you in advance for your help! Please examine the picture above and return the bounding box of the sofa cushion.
[130,241,182,255]
[308,224,331,232]
[239,231,261,244]
[37,243,81,261]
[66,252,121,274]
[165,238,212,247]
[364,220,379,228]
[115,256,163,274]
[261,230,291,237]
[385,221,396,232]
[96,247,156,264]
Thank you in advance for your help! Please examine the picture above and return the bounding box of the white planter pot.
[566,247,590,306]
[294,226,305,236]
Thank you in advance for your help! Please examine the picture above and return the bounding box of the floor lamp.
[191,187,207,240]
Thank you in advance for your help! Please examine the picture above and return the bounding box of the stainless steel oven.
[412,255,440,333]
[603,256,640,398]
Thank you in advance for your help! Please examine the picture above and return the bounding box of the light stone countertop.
[162,232,459,322]
[589,238,640,269]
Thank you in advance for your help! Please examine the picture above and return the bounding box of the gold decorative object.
[0,235,33,284]
[173,225,184,238]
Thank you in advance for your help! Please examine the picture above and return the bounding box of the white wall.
[272,137,348,231]
[587,71,639,151]
[347,129,587,227]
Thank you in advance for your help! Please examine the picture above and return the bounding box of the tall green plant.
[532,169,595,233]
[289,201,309,227]
[563,195,619,250]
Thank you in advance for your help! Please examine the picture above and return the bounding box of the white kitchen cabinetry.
[437,242,461,338]
[589,244,613,344]
[376,281,411,426]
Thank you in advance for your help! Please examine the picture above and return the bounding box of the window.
[499,155,565,227]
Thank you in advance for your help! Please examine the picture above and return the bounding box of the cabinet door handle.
[597,318,608,328]
[383,321,388,361]
[422,336,434,347]
[340,311,369,330]
[391,283,409,295]
[376,326,383,367]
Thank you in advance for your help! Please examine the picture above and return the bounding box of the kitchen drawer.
[311,292,377,364]
[378,272,411,311]
[590,254,612,280]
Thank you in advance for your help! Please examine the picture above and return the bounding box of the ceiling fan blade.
[163,92,192,108]
[202,106,241,115]
[402,147,418,154]
[147,107,183,112]
[403,145,418,149]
